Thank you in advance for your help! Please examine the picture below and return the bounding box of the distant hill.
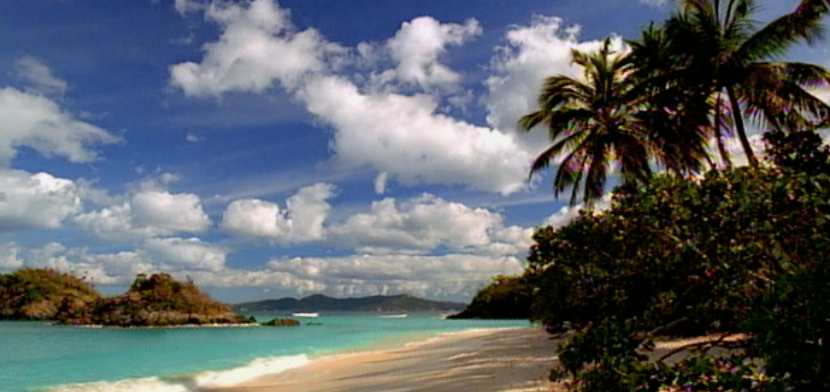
[233,294,466,313]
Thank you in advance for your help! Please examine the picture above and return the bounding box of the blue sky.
[0,0,820,302]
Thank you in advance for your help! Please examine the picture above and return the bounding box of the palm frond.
[528,128,591,175]
[736,0,828,61]
[738,62,830,130]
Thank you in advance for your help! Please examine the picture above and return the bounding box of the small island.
[0,268,255,327]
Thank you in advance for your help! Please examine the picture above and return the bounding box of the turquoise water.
[0,313,531,392]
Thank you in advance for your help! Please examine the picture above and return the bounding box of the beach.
[207,327,562,392]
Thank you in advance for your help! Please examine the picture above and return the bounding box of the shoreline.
[204,326,562,392]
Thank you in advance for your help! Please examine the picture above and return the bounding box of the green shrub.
[519,166,830,390]
[448,275,533,319]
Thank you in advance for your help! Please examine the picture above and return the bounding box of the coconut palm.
[634,0,830,168]
[519,39,703,205]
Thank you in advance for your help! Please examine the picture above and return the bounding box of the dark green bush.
[448,275,533,319]
[521,166,830,390]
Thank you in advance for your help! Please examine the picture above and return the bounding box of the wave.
[47,354,310,392]
[47,377,189,392]
[193,354,310,388]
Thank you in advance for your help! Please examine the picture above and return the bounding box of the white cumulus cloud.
[130,191,211,233]
[261,253,525,299]
[329,194,532,256]
[386,16,482,88]
[141,237,227,271]
[169,0,532,195]
[74,190,211,242]
[169,0,343,96]
[221,183,336,242]
[300,75,531,194]
[0,243,23,270]
[0,169,82,231]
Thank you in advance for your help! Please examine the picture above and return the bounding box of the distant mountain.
[233,294,466,313]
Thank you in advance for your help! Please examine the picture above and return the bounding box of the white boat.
[291,312,319,318]
[379,313,408,318]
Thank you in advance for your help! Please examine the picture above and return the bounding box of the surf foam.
[48,354,311,392]
[194,354,311,388]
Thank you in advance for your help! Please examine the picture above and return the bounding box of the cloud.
[2,238,526,299]
[14,56,68,97]
[172,0,201,15]
[639,0,669,6]
[170,0,532,195]
[141,237,227,271]
[131,191,211,232]
[168,253,525,299]
[385,16,482,88]
[186,132,202,142]
[328,194,532,256]
[0,169,82,231]
[260,253,525,298]
[0,87,120,165]
[299,75,531,194]
[169,0,343,96]
[0,242,142,284]
[0,243,23,270]
[221,183,336,242]
[373,172,389,194]
[542,192,614,228]
[74,190,211,242]
[2,237,224,282]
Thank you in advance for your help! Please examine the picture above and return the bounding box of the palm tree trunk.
[726,86,759,168]
[715,93,732,168]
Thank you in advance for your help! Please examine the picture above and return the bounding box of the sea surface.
[0,312,531,392]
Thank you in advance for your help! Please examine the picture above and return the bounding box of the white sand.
[202,327,746,392]
[205,327,564,392]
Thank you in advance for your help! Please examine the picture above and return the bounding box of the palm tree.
[520,39,699,205]
[634,0,830,168]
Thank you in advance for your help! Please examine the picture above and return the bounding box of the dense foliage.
[0,268,100,320]
[509,0,830,387]
[521,159,830,390]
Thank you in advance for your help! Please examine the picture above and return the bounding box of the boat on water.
[379,313,408,318]
[291,312,319,318]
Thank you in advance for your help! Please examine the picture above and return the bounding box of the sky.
[0,0,822,303]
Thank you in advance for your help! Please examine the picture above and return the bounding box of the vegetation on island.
[260,318,301,327]
[454,0,830,390]
[0,268,101,320]
[0,270,254,327]
[60,273,253,327]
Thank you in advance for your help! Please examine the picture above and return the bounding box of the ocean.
[0,313,531,392]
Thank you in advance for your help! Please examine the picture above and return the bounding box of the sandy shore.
[205,327,563,392]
